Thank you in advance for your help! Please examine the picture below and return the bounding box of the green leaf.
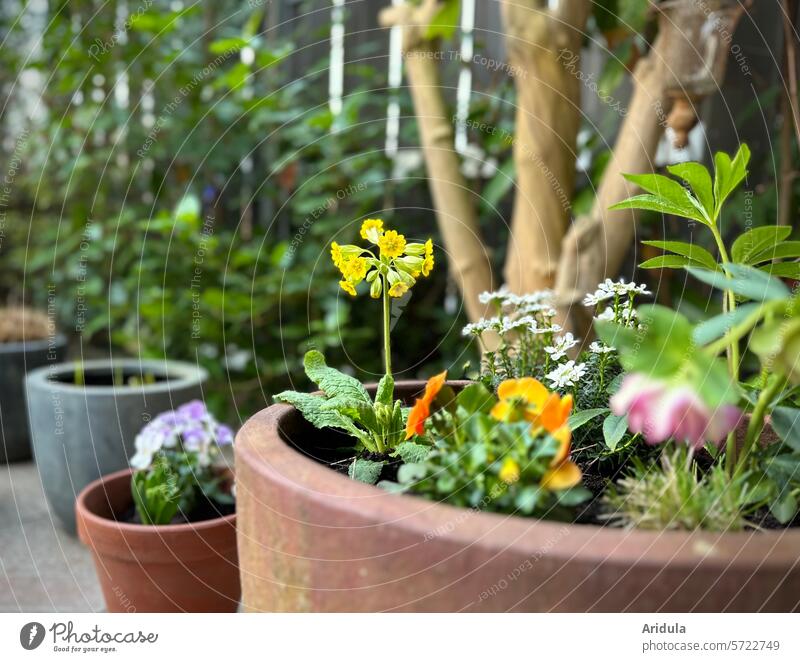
[391,441,431,464]
[303,350,370,403]
[770,407,800,452]
[425,0,460,40]
[761,262,800,279]
[666,161,714,219]
[209,37,248,55]
[692,303,761,345]
[272,391,353,429]
[515,486,542,514]
[397,462,428,484]
[750,241,800,264]
[555,486,592,506]
[731,225,792,263]
[348,458,385,485]
[608,194,701,223]
[686,264,790,301]
[639,255,698,270]
[568,408,609,431]
[641,240,718,270]
[456,382,496,415]
[713,144,750,213]
[770,490,798,524]
[375,374,394,406]
[603,414,628,451]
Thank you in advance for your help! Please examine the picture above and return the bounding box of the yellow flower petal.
[499,458,520,485]
[379,230,406,259]
[339,280,357,296]
[541,460,581,490]
[360,218,384,242]
[388,281,409,298]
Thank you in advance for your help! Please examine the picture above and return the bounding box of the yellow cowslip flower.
[425,238,433,258]
[341,256,368,284]
[379,230,406,259]
[331,242,343,268]
[339,280,357,296]
[360,218,384,242]
[388,281,409,298]
[422,254,434,277]
[499,458,520,485]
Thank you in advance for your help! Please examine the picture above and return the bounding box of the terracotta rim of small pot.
[27,358,208,395]
[76,468,237,563]
[238,380,800,575]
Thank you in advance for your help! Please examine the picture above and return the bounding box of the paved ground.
[0,461,104,612]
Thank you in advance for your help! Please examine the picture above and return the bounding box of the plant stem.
[709,225,740,379]
[737,373,786,474]
[382,275,392,376]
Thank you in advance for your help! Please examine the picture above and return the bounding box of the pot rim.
[26,358,208,394]
[0,333,67,354]
[76,467,236,535]
[237,380,800,571]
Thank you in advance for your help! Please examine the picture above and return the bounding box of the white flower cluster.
[130,400,234,471]
[545,360,587,389]
[543,332,579,361]
[583,278,651,307]
[464,287,559,339]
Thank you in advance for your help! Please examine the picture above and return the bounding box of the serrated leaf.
[391,441,431,464]
[609,193,708,224]
[692,303,761,345]
[713,144,750,214]
[348,458,385,484]
[273,391,351,429]
[641,240,718,270]
[731,225,792,264]
[639,255,696,270]
[603,413,628,451]
[303,350,370,403]
[686,264,790,301]
[770,407,800,452]
[666,161,714,219]
[568,408,609,431]
[375,373,394,406]
[619,172,708,222]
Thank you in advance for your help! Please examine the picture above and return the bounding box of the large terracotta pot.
[236,381,800,612]
[76,468,240,613]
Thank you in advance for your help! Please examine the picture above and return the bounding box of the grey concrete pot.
[26,359,208,533]
[0,335,67,463]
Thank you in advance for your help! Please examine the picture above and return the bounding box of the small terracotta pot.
[76,468,239,612]
[236,381,800,612]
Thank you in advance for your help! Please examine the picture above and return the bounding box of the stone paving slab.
[0,461,104,612]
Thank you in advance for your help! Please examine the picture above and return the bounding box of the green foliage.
[274,350,406,454]
[383,383,590,517]
[604,447,762,532]
[348,458,385,485]
[131,456,184,526]
[595,304,738,407]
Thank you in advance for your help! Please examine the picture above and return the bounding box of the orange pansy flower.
[404,371,447,439]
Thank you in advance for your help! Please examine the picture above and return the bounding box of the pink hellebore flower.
[610,374,742,449]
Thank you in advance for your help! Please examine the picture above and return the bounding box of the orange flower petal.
[541,460,581,490]
[551,425,572,465]
[422,370,448,405]
[404,400,430,440]
[490,400,513,421]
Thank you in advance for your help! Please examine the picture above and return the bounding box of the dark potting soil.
[118,494,235,526]
[49,369,169,387]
